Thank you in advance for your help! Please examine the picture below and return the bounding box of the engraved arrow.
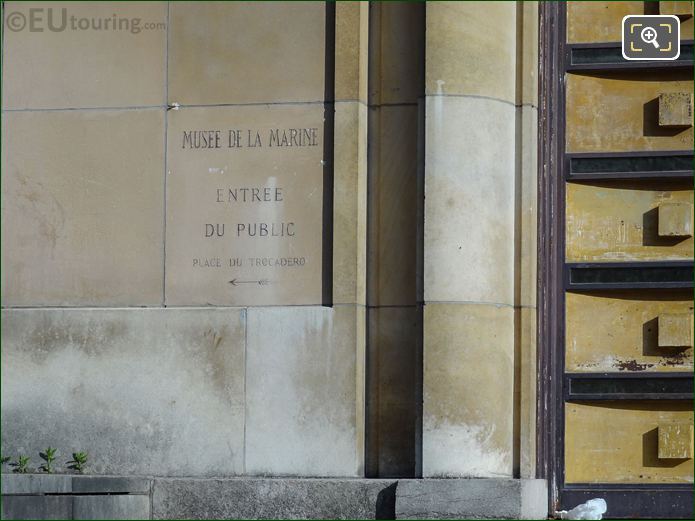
[229,278,270,287]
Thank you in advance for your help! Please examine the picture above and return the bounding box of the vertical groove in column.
[323,0,336,307]
[365,2,425,479]
[243,307,248,475]
[512,1,524,479]
[162,1,171,307]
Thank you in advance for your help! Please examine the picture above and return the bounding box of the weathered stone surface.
[333,101,368,306]
[1,496,72,520]
[1,308,245,476]
[424,96,516,305]
[566,182,694,262]
[520,479,549,520]
[658,313,694,348]
[1,109,165,306]
[425,2,516,103]
[165,104,325,306]
[151,478,397,520]
[658,202,693,237]
[422,303,514,478]
[658,423,694,459]
[1,474,72,495]
[658,93,693,127]
[73,495,151,520]
[395,479,548,520]
[245,306,364,476]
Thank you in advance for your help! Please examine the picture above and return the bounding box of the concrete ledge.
[1,474,151,495]
[1,475,548,520]
[1,474,152,521]
[1,474,73,495]
[396,479,548,520]
[151,478,398,520]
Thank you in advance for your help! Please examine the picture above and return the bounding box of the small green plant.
[67,452,88,474]
[10,455,30,474]
[1,456,10,465]
[39,447,57,474]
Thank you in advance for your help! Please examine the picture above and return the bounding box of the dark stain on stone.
[615,359,655,371]
[662,349,690,365]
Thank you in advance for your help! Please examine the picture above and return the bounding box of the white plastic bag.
[556,498,607,520]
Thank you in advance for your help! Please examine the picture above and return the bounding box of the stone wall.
[1,1,368,478]
[2,1,540,482]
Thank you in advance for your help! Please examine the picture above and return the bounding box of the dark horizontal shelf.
[565,372,693,401]
[560,487,693,519]
[566,41,694,71]
[566,150,693,181]
[566,261,694,290]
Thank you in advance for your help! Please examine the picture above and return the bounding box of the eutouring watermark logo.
[5,8,166,34]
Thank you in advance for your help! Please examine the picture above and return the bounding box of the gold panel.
[567,1,694,43]
[658,423,694,459]
[566,181,694,262]
[565,401,694,484]
[566,72,693,153]
[566,291,694,373]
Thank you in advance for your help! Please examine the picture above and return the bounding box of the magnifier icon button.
[641,26,660,48]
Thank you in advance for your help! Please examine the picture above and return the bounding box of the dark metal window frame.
[537,3,694,518]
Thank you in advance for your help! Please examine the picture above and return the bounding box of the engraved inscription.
[166,105,324,306]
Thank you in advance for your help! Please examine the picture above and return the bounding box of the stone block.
[658,313,693,347]
[422,303,514,477]
[2,2,166,110]
[1,109,165,306]
[658,93,693,127]
[424,97,515,305]
[335,2,366,102]
[333,102,368,306]
[164,104,325,306]
[73,495,151,520]
[244,306,363,476]
[1,308,245,476]
[658,202,693,237]
[169,2,325,105]
[395,478,548,520]
[521,479,549,520]
[151,478,397,520]
[1,496,72,520]
[658,423,694,459]
[426,2,516,103]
